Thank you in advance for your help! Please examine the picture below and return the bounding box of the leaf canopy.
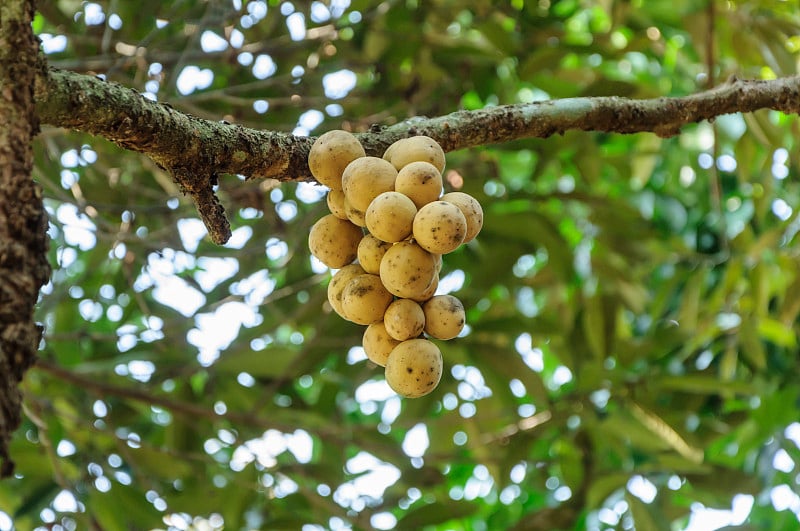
[4,0,800,530]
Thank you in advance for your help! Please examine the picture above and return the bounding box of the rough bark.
[34,68,800,244]
[0,0,52,478]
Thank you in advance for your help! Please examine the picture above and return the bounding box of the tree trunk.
[0,0,52,477]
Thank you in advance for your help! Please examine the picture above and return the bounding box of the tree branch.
[35,67,800,244]
[33,358,353,443]
[33,358,291,431]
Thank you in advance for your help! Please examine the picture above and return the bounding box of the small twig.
[34,358,248,424]
[704,0,731,260]
[479,410,552,445]
[162,1,217,95]
[33,358,333,436]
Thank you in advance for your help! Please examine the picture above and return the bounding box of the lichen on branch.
[34,68,800,244]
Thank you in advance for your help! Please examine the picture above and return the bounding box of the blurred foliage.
[3,0,800,529]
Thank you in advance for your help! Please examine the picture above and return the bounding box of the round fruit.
[385,338,443,398]
[395,161,443,209]
[410,274,438,303]
[440,191,483,242]
[357,233,392,274]
[387,136,446,173]
[326,189,347,219]
[382,140,398,162]
[362,322,400,367]
[412,201,467,254]
[379,241,438,299]
[342,156,397,212]
[341,274,393,325]
[308,214,363,268]
[384,299,425,341]
[308,130,365,190]
[344,196,367,227]
[365,191,417,243]
[422,294,465,340]
[327,264,366,319]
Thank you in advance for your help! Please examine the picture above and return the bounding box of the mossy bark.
[0,0,52,478]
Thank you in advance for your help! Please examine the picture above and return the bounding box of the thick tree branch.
[35,67,800,244]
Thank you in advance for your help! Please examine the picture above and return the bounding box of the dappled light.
[0,0,799,530]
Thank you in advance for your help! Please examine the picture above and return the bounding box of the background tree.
[2,0,800,529]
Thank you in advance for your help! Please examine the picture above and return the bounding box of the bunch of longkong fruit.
[307,131,483,398]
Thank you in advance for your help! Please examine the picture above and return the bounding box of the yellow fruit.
[341,274,393,325]
[412,200,467,254]
[357,233,392,275]
[440,191,483,242]
[326,189,347,220]
[382,140,398,162]
[379,241,438,299]
[344,196,367,227]
[327,264,366,319]
[342,156,397,212]
[385,338,443,398]
[362,322,400,367]
[365,191,417,243]
[395,161,443,209]
[387,136,446,173]
[308,214,362,268]
[384,299,425,341]
[422,294,465,340]
[308,130,365,190]
[410,274,439,303]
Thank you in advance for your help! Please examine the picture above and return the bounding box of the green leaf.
[582,292,606,360]
[128,445,195,480]
[654,374,759,396]
[757,317,797,348]
[398,500,479,528]
[626,493,670,531]
[13,481,59,519]
[676,269,705,333]
[88,485,161,529]
[779,265,800,325]
[599,412,671,454]
[587,473,628,509]
[212,346,300,378]
[738,318,767,371]
[32,13,45,33]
